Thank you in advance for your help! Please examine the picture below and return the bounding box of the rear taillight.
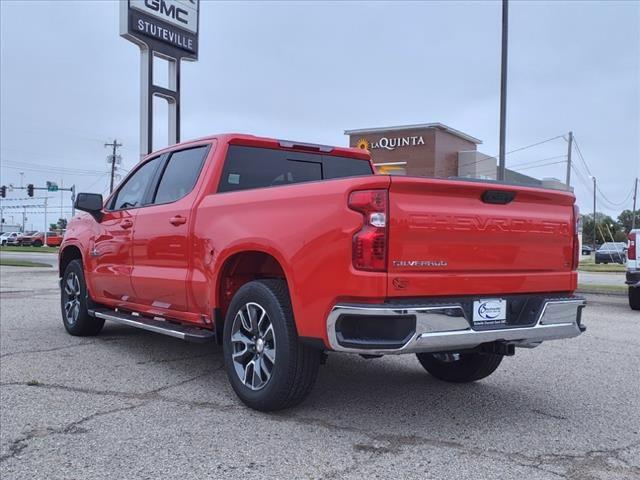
[629,232,636,260]
[348,189,388,271]
[572,204,580,270]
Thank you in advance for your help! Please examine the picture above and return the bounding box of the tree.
[618,209,640,234]
[581,212,625,245]
[56,218,67,231]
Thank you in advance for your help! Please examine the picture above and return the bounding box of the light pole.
[498,0,509,181]
[590,175,596,251]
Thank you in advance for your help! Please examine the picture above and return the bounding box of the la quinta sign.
[356,135,425,151]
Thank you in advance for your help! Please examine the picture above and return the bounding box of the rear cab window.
[218,146,372,193]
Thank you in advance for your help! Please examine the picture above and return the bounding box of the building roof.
[344,122,482,145]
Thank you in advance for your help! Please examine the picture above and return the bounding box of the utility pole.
[105,139,123,193]
[71,185,76,217]
[44,197,48,235]
[565,131,573,187]
[591,176,597,251]
[497,0,509,181]
[632,177,638,230]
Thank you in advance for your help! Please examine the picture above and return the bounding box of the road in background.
[1,266,638,479]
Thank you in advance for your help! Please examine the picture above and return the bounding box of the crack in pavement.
[270,414,640,479]
[134,352,218,365]
[0,342,98,359]
[0,403,146,464]
[0,367,230,464]
[2,371,639,479]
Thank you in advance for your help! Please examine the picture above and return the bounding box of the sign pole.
[120,0,199,159]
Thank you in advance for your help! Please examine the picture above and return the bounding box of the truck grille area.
[335,314,416,350]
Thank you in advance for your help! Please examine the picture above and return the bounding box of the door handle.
[120,219,133,229]
[169,215,187,226]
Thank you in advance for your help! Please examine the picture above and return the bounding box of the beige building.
[345,122,567,190]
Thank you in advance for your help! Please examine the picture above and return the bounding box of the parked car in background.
[20,231,46,247]
[45,231,64,247]
[0,232,19,246]
[595,242,627,264]
[9,231,36,246]
[627,230,639,310]
[581,245,593,256]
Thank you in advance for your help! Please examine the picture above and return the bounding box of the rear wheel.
[223,279,321,411]
[33,240,43,247]
[61,259,104,336]
[416,351,503,383]
[629,287,640,311]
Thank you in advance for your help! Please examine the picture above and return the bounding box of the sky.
[0,0,638,231]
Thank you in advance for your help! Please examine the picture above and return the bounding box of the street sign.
[46,181,59,192]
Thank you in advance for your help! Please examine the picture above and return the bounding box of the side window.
[110,156,162,210]
[153,146,208,204]
[218,146,323,193]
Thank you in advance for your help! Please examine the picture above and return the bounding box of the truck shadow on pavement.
[96,322,561,432]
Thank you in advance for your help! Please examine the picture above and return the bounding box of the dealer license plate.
[472,298,507,326]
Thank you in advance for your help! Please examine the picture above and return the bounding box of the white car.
[627,229,639,310]
[0,232,19,246]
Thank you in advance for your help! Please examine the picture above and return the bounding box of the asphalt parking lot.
[1,265,638,479]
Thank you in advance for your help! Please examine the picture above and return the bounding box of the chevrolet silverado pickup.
[60,134,586,411]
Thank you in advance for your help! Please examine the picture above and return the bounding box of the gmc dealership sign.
[121,0,199,59]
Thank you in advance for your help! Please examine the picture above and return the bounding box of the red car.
[19,231,45,247]
[19,231,63,247]
[60,133,586,411]
[45,231,63,247]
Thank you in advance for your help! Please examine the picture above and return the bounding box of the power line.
[571,135,593,177]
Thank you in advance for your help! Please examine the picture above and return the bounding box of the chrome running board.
[89,308,215,343]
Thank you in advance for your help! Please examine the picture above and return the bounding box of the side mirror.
[74,193,104,221]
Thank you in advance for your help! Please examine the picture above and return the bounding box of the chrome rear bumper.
[326,297,586,355]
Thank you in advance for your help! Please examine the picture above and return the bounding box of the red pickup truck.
[60,134,586,411]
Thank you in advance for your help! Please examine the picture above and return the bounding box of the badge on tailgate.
[472,299,507,326]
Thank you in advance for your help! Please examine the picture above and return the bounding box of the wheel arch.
[59,244,84,277]
[215,249,292,343]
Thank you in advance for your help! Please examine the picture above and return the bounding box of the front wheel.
[61,259,104,336]
[629,287,640,311]
[223,279,321,411]
[416,351,503,383]
[33,240,43,247]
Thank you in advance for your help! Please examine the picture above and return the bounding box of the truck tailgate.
[387,176,577,297]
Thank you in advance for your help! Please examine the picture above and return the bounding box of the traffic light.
[0,185,5,198]
[27,184,34,197]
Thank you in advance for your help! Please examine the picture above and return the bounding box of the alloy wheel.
[230,302,276,390]
[63,272,82,325]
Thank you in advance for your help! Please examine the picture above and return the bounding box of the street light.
[590,175,596,250]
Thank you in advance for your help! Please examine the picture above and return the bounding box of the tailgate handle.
[481,190,516,205]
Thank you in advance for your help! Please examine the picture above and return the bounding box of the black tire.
[223,279,321,411]
[416,351,503,383]
[629,287,640,311]
[33,240,43,247]
[60,259,104,336]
